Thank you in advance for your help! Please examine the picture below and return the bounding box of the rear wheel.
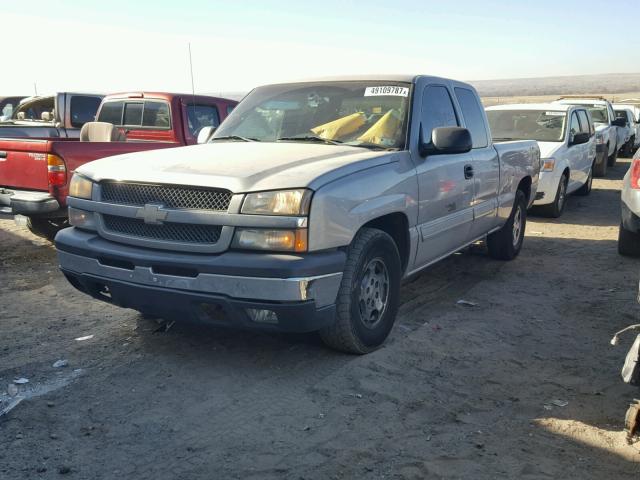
[319,228,401,354]
[575,164,593,196]
[618,224,640,257]
[608,142,618,167]
[26,217,69,241]
[538,172,568,218]
[487,190,527,261]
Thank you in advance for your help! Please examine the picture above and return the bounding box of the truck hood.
[536,141,563,159]
[77,142,395,192]
[594,123,609,132]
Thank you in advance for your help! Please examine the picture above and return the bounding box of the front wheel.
[319,228,401,354]
[594,148,608,177]
[537,172,568,218]
[487,190,527,261]
[26,217,69,241]
[623,137,636,158]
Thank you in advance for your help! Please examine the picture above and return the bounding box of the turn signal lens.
[630,158,640,189]
[232,228,308,252]
[47,154,67,187]
[542,158,556,172]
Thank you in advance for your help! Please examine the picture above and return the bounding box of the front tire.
[487,190,527,260]
[537,172,568,218]
[618,224,640,257]
[623,136,636,158]
[319,228,401,354]
[26,217,69,241]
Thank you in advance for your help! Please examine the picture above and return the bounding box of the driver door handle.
[464,164,474,179]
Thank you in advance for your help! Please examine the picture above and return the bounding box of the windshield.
[586,106,608,124]
[213,81,411,149]
[486,110,566,142]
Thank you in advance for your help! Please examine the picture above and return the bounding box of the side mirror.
[612,117,627,128]
[420,126,472,157]
[571,132,590,145]
[197,126,216,144]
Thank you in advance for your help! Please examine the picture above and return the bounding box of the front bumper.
[533,170,562,206]
[0,188,60,216]
[55,228,345,333]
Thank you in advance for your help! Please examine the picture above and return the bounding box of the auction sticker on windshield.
[364,86,409,97]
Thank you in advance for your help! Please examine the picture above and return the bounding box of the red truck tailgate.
[0,139,52,191]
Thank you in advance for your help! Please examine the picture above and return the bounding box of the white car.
[613,104,640,157]
[486,103,595,217]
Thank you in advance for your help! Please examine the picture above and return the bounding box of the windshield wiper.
[210,135,258,142]
[276,135,343,145]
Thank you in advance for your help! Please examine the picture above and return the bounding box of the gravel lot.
[1,158,640,479]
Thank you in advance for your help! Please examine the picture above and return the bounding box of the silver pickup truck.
[55,75,540,353]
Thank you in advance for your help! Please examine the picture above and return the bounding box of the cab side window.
[454,87,488,148]
[421,86,458,143]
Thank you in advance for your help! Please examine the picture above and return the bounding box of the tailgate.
[0,139,50,191]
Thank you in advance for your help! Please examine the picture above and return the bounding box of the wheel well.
[562,167,570,180]
[517,176,532,203]
[362,213,410,272]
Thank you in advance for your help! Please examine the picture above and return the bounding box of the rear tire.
[618,224,640,257]
[575,164,593,196]
[26,217,69,241]
[487,190,527,261]
[537,172,568,218]
[608,142,618,167]
[319,228,401,354]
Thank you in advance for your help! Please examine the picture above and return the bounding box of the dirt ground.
[1,158,640,479]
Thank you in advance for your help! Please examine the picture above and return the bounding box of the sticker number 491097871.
[364,86,409,97]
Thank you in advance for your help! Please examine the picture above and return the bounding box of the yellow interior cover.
[311,112,366,140]
[358,110,400,145]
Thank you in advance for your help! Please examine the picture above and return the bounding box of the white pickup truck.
[555,97,627,175]
[55,75,540,353]
[486,103,596,217]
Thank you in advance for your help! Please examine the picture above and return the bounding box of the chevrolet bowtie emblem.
[136,204,168,225]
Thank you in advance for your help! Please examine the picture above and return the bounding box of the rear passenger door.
[567,111,585,188]
[576,109,595,181]
[413,84,475,268]
[454,87,500,238]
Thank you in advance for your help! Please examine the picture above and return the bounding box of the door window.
[421,86,458,143]
[186,104,220,136]
[577,110,591,135]
[454,87,488,148]
[569,112,581,142]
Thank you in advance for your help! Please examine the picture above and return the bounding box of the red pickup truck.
[0,92,237,238]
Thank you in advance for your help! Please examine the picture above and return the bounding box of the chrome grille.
[101,182,232,211]
[103,215,222,244]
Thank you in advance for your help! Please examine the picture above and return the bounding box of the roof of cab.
[486,103,573,112]
[102,92,237,103]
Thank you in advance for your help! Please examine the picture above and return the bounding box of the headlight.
[232,228,308,252]
[68,174,93,199]
[241,189,312,216]
[542,158,556,172]
[595,134,604,145]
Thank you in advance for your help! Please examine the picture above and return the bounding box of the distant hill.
[470,73,640,98]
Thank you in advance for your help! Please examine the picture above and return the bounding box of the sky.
[3,0,640,96]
